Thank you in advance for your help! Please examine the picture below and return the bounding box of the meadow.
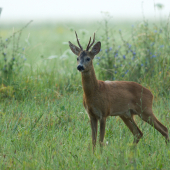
[0,16,170,169]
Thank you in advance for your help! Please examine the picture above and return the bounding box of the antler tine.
[75,31,83,50]
[86,37,91,51]
[86,33,95,51]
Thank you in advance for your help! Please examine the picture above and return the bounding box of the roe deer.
[68,32,169,150]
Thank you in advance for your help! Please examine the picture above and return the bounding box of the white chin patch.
[79,70,84,72]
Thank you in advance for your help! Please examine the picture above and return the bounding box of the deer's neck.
[81,65,98,97]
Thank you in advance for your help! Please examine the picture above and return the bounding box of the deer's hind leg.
[120,114,143,144]
[139,109,169,143]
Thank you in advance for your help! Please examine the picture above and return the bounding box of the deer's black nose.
[77,65,84,71]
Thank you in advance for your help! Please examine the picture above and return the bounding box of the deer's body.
[69,32,169,150]
[82,68,153,119]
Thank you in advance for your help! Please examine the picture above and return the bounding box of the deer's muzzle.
[77,65,84,71]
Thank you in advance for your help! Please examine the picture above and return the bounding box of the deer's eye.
[86,58,90,61]
[77,58,79,61]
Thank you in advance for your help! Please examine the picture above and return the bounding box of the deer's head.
[69,32,101,72]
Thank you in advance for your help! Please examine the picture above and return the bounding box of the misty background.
[0,0,170,22]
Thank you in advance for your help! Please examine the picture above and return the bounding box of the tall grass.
[95,15,170,96]
[0,21,32,86]
[0,16,170,169]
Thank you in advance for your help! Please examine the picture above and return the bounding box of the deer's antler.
[86,33,95,51]
[75,31,83,50]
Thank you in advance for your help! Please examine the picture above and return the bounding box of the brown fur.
[69,34,169,151]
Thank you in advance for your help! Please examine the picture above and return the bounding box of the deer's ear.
[69,41,81,56]
[90,42,101,57]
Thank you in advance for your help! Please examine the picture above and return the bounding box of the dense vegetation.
[0,15,170,169]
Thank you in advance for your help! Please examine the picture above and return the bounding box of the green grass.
[0,19,170,169]
[0,95,170,169]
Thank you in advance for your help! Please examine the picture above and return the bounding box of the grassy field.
[0,17,170,169]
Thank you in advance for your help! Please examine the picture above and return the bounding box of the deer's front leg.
[90,116,98,151]
[99,117,106,147]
